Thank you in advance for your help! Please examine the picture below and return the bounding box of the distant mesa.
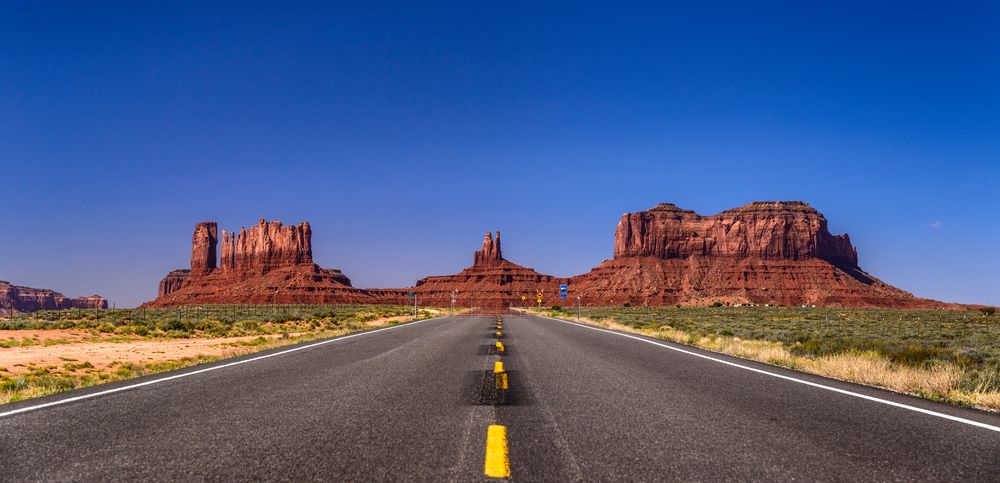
[1,280,107,313]
[570,201,941,308]
[368,231,567,308]
[613,201,857,266]
[143,203,952,308]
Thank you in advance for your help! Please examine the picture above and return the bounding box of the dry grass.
[535,310,1000,412]
[809,352,962,397]
[957,391,1000,409]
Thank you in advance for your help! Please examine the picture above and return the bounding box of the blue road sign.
[559,284,568,298]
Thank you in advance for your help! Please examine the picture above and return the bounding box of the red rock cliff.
[473,231,504,266]
[614,202,858,267]
[190,222,218,275]
[219,219,313,274]
[157,270,191,298]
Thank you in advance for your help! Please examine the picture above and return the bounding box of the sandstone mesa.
[0,281,107,313]
[143,202,948,309]
[570,202,939,308]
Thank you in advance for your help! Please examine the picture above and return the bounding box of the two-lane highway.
[1,314,998,481]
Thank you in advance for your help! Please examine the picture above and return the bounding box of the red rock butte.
[367,231,567,308]
[144,203,951,308]
[144,219,368,307]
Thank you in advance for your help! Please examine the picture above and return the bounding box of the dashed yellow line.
[484,424,511,478]
[484,318,510,478]
[495,372,508,390]
[494,360,508,390]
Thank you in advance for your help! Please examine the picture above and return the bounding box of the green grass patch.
[533,305,1000,410]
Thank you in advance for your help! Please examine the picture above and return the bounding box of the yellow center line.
[484,424,511,478]
[495,372,508,390]
[494,360,508,389]
[484,318,511,478]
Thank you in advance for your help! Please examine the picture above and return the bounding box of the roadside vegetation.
[531,305,1000,411]
[0,304,442,404]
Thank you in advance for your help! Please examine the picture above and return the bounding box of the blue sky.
[1,1,997,307]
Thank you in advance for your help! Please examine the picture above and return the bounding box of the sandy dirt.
[0,315,417,375]
[0,334,274,374]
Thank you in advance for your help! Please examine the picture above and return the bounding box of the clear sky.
[1,1,997,307]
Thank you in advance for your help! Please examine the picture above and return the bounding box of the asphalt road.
[1,313,999,481]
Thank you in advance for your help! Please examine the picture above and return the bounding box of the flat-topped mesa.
[570,200,944,308]
[473,231,504,266]
[190,222,218,275]
[219,219,313,274]
[0,280,107,312]
[614,201,858,267]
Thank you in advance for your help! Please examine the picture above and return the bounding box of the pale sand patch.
[366,315,411,326]
[0,335,271,374]
[0,314,413,376]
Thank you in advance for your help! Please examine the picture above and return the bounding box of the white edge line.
[0,316,447,419]
[535,314,1000,434]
